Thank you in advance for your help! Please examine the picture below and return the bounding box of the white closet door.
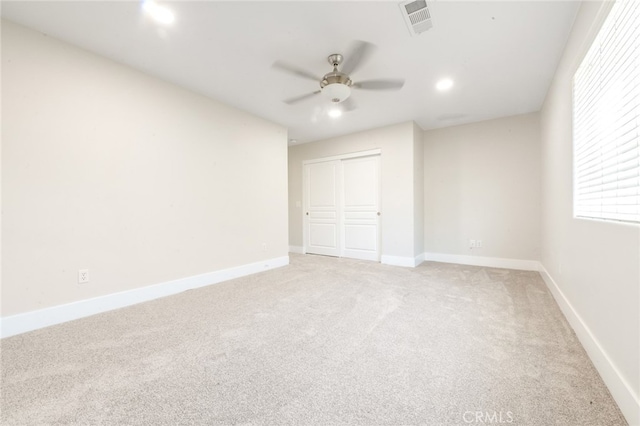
[304,160,340,257]
[340,155,380,261]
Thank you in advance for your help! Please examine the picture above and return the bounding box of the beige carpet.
[1,254,627,425]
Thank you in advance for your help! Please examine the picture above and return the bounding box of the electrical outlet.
[78,269,89,284]
[262,243,267,251]
[477,240,483,248]
[469,239,476,248]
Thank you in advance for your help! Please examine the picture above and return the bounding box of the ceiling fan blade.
[283,90,321,105]
[353,79,405,91]
[272,60,322,82]
[341,40,375,75]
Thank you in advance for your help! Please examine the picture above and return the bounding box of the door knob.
[306,212,309,215]
[377,212,381,216]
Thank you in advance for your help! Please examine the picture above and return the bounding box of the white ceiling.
[1,1,580,144]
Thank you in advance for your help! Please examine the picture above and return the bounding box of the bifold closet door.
[304,155,380,261]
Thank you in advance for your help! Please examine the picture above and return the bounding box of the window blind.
[573,0,639,223]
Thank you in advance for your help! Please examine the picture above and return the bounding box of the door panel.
[308,162,338,208]
[344,224,378,251]
[304,161,340,257]
[309,223,338,248]
[343,158,379,208]
[341,156,380,261]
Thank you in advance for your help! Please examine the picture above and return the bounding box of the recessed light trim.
[436,78,454,91]
[143,1,175,25]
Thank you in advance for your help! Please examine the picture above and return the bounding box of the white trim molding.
[381,254,424,268]
[0,256,290,339]
[302,148,382,165]
[539,265,640,426]
[423,252,540,271]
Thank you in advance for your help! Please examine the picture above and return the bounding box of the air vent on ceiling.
[399,0,433,36]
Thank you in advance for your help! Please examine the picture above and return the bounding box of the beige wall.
[423,113,541,261]
[413,122,424,256]
[2,21,289,317]
[288,121,422,261]
[539,2,639,422]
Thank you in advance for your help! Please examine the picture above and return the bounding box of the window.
[573,0,639,223]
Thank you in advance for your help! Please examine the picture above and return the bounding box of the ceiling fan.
[273,41,405,110]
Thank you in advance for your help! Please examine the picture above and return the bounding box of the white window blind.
[573,0,639,223]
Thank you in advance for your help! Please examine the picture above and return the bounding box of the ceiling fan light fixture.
[143,0,175,25]
[322,83,351,103]
[328,108,343,118]
[436,78,454,91]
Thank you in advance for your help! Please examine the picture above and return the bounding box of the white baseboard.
[539,265,640,426]
[291,250,422,267]
[381,254,424,268]
[0,256,290,339]
[423,252,540,271]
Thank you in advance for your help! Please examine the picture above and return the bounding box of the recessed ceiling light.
[436,78,454,91]
[143,1,175,25]
[289,139,297,144]
[328,108,342,118]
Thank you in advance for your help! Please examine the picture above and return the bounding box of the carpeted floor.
[0,254,627,425]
